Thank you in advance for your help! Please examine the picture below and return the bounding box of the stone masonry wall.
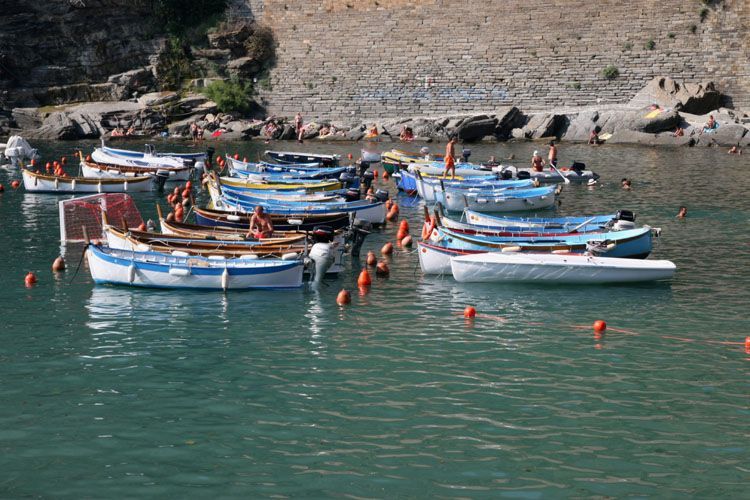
[246,0,750,119]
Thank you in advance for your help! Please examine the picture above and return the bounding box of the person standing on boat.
[442,136,457,180]
[295,113,304,143]
[246,206,274,239]
[531,150,545,172]
[548,141,558,168]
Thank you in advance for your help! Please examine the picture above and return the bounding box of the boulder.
[522,113,566,139]
[495,107,525,139]
[301,122,322,140]
[168,117,194,136]
[561,110,600,142]
[411,119,445,139]
[278,124,296,140]
[107,67,155,92]
[11,108,42,130]
[456,116,498,142]
[227,57,261,78]
[695,124,748,147]
[28,112,78,140]
[137,92,179,107]
[629,77,722,115]
[207,24,253,55]
[622,109,681,134]
[605,130,696,147]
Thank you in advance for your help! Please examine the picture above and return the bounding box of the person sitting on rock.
[111,127,124,137]
[589,128,603,145]
[531,150,545,172]
[728,145,742,155]
[365,124,379,138]
[702,115,718,134]
[399,126,414,142]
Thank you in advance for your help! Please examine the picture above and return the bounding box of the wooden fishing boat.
[405,170,534,201]
[81,158,194,182]
[451,252,676,284]
[459,208,620,229]
[22,168,152,193]
[86,244,304,290]
[92,147,188,170]
[382,149,444,174]
[218,175,343,193]
[265,150,340,167]
[493,164,600,184]
[193,207,352,231]
[102,144,207,162]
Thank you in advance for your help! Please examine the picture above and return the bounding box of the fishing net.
[58,193,143,242]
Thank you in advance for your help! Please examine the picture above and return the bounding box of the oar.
[568,216,598,234]
[550,163,571,185]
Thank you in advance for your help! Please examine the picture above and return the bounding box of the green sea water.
[1,140,748,498]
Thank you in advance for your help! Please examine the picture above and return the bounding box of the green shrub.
[690,24,698,33]
[156,37,193,90]
[668,32,676,39]
[244,25,275,64]
[645,39,656,50]
[202,78,255,114]
[601,65,619,80]
[699,7,710,21]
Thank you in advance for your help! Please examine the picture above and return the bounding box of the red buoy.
[381,242,394,255]
[137,222,147,231]
[386,209,398,222]
[234,153,240,160]
[24,272,37,286]
[336,289,351,305]
[396,228,407,241]
[215,155,222,164]
[382,171,390,180]
[745,336,750,354]
[185,181,193,190]
[11,180,20,189]
[464,306,476,318]
[357,268,372,287]
[399,219,409,233]
[52,256,66,272]
[593,320,607,332]
[0,184,4,192]
[366,250,377,266]
[30,158,37,167]
[85,155,92,162]
[401,235,413,247]
[391,203,399,214]
[376,261,390,276]
[373,170,378,178]
[347,153,353,160]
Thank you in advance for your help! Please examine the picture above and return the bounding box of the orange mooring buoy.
[336,289,351,305]
[366,250,377,266]
[399,219,409,233]
[386,209,398,222]
[52,256,65,272]
[593,320,607,332]
[745,336,750,354]
[376,261,390,276]
[382,171,390,180]
[357,268,372,287]
[396,228,407,241]
[11,180,20,189]
[464,306,476,318]
[381,242,394,255]
[137,222,147,231]
[401,235,413,247]
[373,170,378,178]
[24,272,37,286]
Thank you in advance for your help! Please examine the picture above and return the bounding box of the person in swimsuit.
[294,113,303,142]
[246,206,274,239]
[442,136,457,179]
[548,140,558,167]
[676,206,687,219]
[531,150,545,172]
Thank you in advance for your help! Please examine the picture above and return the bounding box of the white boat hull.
[442,190,556,212]
[92,148,186,169]
[417,241,457,275]
[22,169,152,193]
[87,245,304,290]
[81,162,192,182]
[451,252,676,284]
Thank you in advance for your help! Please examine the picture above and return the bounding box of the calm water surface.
[1,140,748,497]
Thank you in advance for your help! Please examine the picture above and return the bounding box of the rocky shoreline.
[2,77,749,148]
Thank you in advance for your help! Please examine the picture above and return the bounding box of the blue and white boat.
[102,144,207,162]
[86,244,304,290]
[440,185,558,212]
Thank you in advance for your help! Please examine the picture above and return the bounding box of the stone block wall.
[246,0,750,119]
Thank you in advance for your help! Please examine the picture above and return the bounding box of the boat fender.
[501,246,522,253]
[421,218,436,240]
[227,214,241,222]
[281,252,299,260]
[551,249,569,254]
[169,267,191,277]
[71,179,76,190]
[127,264,136,284]
[221,268,229,290]
[612,220,636,231]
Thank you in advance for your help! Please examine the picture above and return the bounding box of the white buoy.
[221,268,229,291]
[127,264,136,283]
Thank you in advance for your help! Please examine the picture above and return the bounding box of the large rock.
[227,57,261,78]
[695,124,748,147]
[411,118,445,139]
[27,112,78,140]
[495,107,525,139]
[521,113,566,139]
[107,67,155,93]
[629,77,722,115]
[456,116,498,142]
[623,109,681,133]
[561,110,600,142]
[11,108,42,130]
[606,130,696,146]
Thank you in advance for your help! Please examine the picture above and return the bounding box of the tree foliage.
[202,78,255,114]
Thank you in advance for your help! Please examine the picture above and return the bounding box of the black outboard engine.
[461,148,472,162]
[362,170,375,190]
[339,171,357,188]
[612,209,636,231]
[345,219,372,257]
[312,225,335,243]
[517,170,531,180]
[344,188,361,202]
[358,160,371,177]
[615,209,636,222]
[152,170,170,192]
[374,189,389,203]
[205,146,216,170]
[571,161,586,173]
[500,169,513,180]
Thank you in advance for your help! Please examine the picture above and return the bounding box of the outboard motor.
[205,146,216,170]
[461,148,472,163]
[570,161,586,174]
[358,160,371,177]
[612,209,637,231]
[344,188,361,202]
[152,170,170,192]
[339,171,357,188]
[362,170,375,190]
[517,170,531,180]
[499,169,513,180]
[374,189,389,203]
[146,219,156,232]
[345,219,372,256]
[307,242,335,286]
[312,225,335,243]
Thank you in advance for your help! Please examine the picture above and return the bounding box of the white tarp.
[3,135,38,165]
